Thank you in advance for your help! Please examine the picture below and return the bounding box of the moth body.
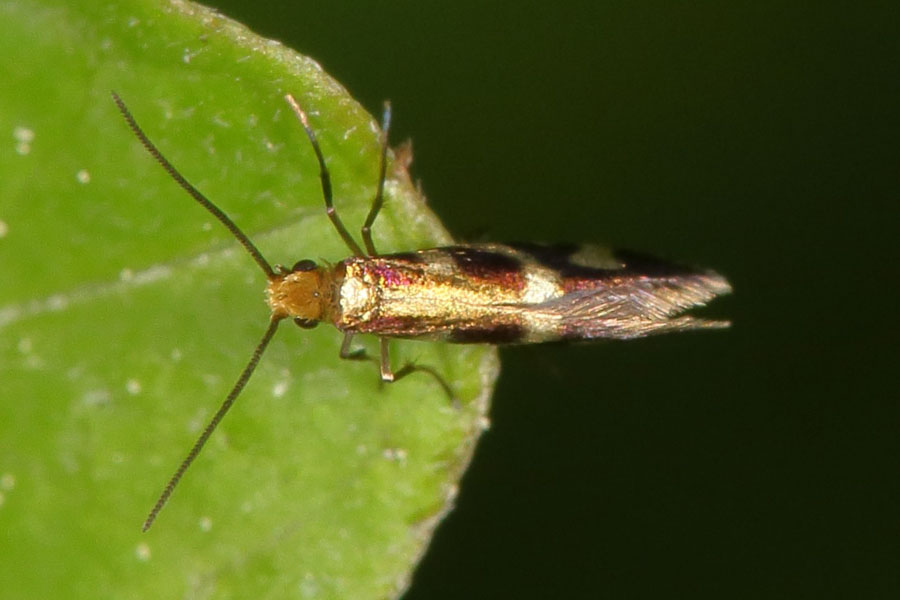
[112,90,732,532]
[268,243,730,344]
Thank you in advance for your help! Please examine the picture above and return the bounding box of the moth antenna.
[111,91,275,278]
[143,317,282,532]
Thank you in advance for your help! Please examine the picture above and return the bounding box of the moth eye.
[293,317,318,330]
[292,259,317,272]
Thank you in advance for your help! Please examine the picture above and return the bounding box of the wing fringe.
[535,269,732,340]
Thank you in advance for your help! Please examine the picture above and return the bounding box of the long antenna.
[111,92,285,530]
[111,91,275,278]
[142,317,282,531]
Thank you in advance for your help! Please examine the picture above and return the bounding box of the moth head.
[267,260,331,324]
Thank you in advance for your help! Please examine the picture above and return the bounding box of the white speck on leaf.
[201,373,221,389]
[75,169,91,184]
[272,380,289,398]
[13,126,34,155]
[135,543,151,562]
[0,219,9,239]
[382,447,408,463]
[82,389,111,407]
[125,379,142,395]
[47,295,68,311]
[13,126,34,143]
[0,473,15,490]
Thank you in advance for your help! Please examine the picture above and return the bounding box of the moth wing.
[530,269,732,340]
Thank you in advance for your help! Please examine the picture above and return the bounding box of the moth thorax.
[267,268,331,322]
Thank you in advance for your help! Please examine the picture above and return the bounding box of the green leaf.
[0,1,499,598]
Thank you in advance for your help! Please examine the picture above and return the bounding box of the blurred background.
[201,2,895,598]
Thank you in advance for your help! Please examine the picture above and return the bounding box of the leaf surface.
[0,1,498,598]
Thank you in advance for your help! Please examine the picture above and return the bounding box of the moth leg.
[361,101,392,257]
[378,338,455,402]
[339,332,371,361]
[378,337,395,381]
[284,94,365,257]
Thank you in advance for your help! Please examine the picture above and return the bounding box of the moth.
[112,92,731,531]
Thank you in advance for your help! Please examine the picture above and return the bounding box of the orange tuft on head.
[267,266,333,323]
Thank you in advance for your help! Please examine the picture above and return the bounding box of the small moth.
[112,92,731,531]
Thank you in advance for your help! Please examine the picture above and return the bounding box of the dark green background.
[202,2,897,598]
